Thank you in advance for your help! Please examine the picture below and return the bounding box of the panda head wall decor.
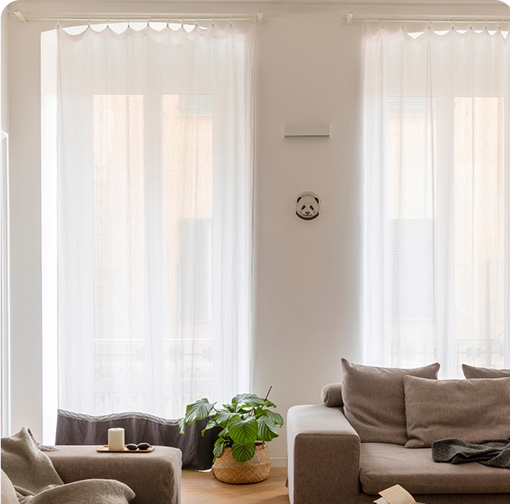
[295,192,321,221]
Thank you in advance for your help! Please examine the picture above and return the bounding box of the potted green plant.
[179,390,284,484]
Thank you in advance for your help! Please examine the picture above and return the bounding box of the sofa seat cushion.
[360,443,510,495]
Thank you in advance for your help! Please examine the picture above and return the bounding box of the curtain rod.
[12,12,263,23]
[12,11,510,26]
[343,16,510,25]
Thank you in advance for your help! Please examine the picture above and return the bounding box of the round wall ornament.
[295,192,321,221]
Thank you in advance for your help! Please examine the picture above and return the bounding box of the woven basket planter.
[212,443,271,484]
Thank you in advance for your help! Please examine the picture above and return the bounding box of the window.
[453,97,505,370]
[42,24,254,433]
[364,29,510,377]
[387,97,438,366]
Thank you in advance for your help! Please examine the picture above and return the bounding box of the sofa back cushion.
[404,375,510,448]
[1,470,18,504]
[341,359,440,445]
[462,364,510,379]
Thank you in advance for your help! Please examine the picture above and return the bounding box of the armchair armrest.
[287,405,360,504]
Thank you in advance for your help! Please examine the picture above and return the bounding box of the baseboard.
[270,457,287,468]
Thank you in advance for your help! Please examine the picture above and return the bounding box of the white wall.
[8,15,55,442]
[1,8,9,133]
[252,16,364,463]
[0,1,9,431]
[5,0,510,459]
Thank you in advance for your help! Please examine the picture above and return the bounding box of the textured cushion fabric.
[360,443,510,496]
[341,359,440,444]
[404,376,510,448]
[47,445,181,504]
[1,470,19,504]
[321,383,343,407]
[462,364,510,379]
[287,405,360,504]
[360,494,510,504]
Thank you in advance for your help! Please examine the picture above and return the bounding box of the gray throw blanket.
[432,438,510,469]
[1,427,135,504]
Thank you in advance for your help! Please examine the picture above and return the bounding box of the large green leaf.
[227,416,258,445]
[232,393,266,408]
[264,410,284,427]
[217,426,229,439]
[231,442,256,462]
[201,419,217,437]
[214,410,236,427]
[213,438,226,459]
[257,415,279,442]
[184,398,215,425]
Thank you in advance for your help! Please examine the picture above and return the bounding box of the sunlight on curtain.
[364,29,510,377]
[57,24,254,417]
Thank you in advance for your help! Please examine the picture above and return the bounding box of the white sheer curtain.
[364,27,510,377]
[57,23,254,417]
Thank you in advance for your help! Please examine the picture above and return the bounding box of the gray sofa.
[287,404,510,504]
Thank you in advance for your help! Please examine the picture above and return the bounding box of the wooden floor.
[182,468,289,504]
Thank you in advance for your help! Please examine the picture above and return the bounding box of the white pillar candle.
[108,428,125,451]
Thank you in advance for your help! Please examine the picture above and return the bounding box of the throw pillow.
[462,363,510,379]
[321,383,343,407]
[404,375,510,448]
[341,358,440,445]
[1,470,18,504]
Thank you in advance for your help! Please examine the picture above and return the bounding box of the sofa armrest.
[287,405,360,504]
